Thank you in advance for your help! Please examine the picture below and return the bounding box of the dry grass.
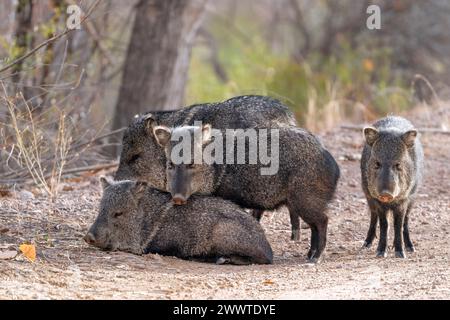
[1,85,71,199]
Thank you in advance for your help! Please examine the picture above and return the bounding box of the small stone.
[18,190,35,200]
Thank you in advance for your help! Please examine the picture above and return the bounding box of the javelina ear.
[131,181,147,199]
[142,113,155,134]
[363,127,379,146]
[153,126,172,147]
[100,176,111,189]
[401,130,417,148]
[202,124,212,144]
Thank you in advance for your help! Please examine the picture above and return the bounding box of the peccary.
[84,178,273,265]
[361,116,423,258]
[115,95,297,190]
[153,124,340,262]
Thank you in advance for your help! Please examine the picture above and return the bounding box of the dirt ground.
[1,105,449,300]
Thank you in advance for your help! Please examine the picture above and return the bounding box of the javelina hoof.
[291,230,300,242]
[405,245,415,253]
[376,250,387,258]
[216,257,230,265]
[307,249,319,262]
[362,241,372,249]
[395,251,407,258]
[307,256,321,264]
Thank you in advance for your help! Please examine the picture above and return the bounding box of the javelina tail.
[324,149,340,191]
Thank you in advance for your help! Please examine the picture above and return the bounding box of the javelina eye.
[374,161,381,169]
[128,154,140,164]
[114,211,124,218]
[394,163,401,170]
[168,161,174,169]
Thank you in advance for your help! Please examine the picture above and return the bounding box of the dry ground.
[1,106,449,300]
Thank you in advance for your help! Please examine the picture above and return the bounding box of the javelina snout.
[167,164,194,205]
[83,232,96,245]
[84,224,114,251]
[372,162,402,203]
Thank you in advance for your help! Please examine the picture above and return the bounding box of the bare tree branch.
[0,0,101,75]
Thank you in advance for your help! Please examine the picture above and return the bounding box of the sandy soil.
[1,106,449,300]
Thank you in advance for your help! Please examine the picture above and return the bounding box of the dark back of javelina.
[85,179,273,265]
[360,116,423,258]
[114,95,297,190]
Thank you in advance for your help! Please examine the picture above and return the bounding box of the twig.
[341,124,450,135]
[67,127,126,153]
[0,0,101,75]
[0,162,118,185]
[51,162,118,176]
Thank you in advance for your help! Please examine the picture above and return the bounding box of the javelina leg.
[376,211,388,257]
[290,210,300,241]
[363,209,378,248]
[311,218,328,263]
[304,216,328,263]
[307,224,318,260]
[393,206,406,258]
[251,209,264,222]
[403,203,415,252]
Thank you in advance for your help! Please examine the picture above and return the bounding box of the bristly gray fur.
[86,180,273,265]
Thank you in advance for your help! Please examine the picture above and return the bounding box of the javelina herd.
[85,95,424,264]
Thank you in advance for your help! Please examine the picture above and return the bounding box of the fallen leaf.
[64,176,84,183]
[0,250,17,260]
[19,244,36,262]
[263,279,275,285]
[62,185,74,192]
[363,58,374,72]
[0,189,13,197]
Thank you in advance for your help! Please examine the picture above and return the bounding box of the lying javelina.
[84,178,273,265]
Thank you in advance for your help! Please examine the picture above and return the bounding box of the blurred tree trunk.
[12,0,34,98]
[112,0,208,138]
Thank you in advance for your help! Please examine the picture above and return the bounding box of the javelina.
[153,124,340,262]
[115,95,297,190]
[361,116,424,258]
[84,178,273,265]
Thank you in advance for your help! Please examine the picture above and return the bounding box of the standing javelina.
[361,116,423,258]
[84,178,273,265]
[153,125,340,262]
[114,95,297,191]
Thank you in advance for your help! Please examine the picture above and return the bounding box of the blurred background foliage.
[2,0,449,132]
[1,0,450,186]
[186,0,425,129]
